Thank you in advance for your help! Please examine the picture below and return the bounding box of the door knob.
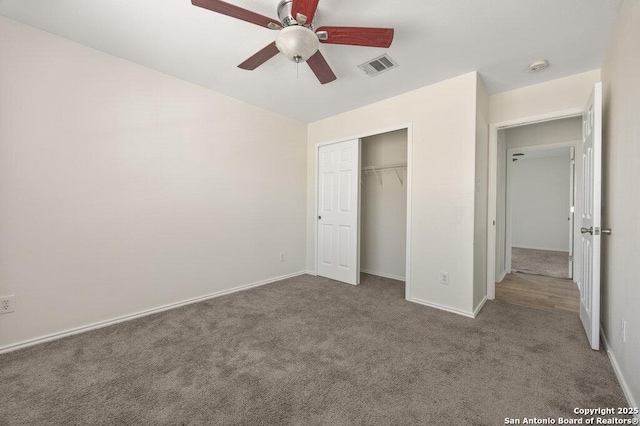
[581,227,593,235]
[318,216,322,220]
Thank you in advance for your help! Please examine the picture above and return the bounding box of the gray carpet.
[512,247,571,279]
[0,274,627,425]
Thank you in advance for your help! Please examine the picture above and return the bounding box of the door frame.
[314,123,413,299]
[504,141,580,279]
[568,145,576,279]
[487,110,582,299]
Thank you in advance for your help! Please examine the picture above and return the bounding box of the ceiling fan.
[191,0,395,84]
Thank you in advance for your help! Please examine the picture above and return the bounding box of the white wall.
[0,17,307,349]
[510,152,571,252]
[490,70,601,123]
[360,130,407,281]
[601,0,640,410]
[473,75,489,310]
[504,116,583,149]
[308,72,479,316]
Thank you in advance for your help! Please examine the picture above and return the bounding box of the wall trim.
[360,269,406,282]
[497,269,508,282]
[600,326,639,419]
[409,297,475,318]
[0,271,306,355]
[473,296,488,317]
[305,270,317,276]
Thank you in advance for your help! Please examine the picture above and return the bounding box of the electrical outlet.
[280,252,285,262]
[621,319,627,343]
[440,272,449,285]
[0,295,15,314]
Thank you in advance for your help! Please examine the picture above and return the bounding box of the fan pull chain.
[293,55,302,79]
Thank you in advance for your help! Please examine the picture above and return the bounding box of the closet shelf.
[361,163,407,187]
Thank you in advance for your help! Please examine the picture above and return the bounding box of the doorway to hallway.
[494,118,581,315]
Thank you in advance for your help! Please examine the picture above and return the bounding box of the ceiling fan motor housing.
[277,0,314,27]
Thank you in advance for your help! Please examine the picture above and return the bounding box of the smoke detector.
[528,60,548,73]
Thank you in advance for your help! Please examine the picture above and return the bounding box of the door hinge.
[570,206,575,213]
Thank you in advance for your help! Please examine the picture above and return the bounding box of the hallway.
[496,272,579,314]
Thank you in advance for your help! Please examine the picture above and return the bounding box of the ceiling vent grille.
[358,54,398,77]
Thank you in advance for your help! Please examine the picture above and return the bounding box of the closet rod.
[361,163,407,187]
[361,162,407,172]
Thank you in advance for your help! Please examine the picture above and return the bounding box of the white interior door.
[579,82,602,350]
[317,139,360,285]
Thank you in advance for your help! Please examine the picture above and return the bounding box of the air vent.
[358,54,398,77]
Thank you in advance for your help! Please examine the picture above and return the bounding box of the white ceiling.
[0,0,622,122]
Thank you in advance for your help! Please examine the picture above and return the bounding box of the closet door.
[317,139,360,285]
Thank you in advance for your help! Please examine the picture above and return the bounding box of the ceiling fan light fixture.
[275,25,319,63]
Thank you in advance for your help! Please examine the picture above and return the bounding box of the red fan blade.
[306,51,336,84]
[238,42,280,70]
[291,0,320,24]
[316,26,394,48]
[192,0,281,29]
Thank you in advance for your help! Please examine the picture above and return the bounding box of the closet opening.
[360,129,408,289]
[315,124,411,299]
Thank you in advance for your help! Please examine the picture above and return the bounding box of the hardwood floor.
[496,272,580,314]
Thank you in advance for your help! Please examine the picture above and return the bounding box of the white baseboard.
[409,297,475,318]
[512,245,569,252]
[360,269,406,282]
[0,270,306,355]
[497,269,508,282]
[305,270,317,276]
[600,326,639,418]
[473,296,488,317]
